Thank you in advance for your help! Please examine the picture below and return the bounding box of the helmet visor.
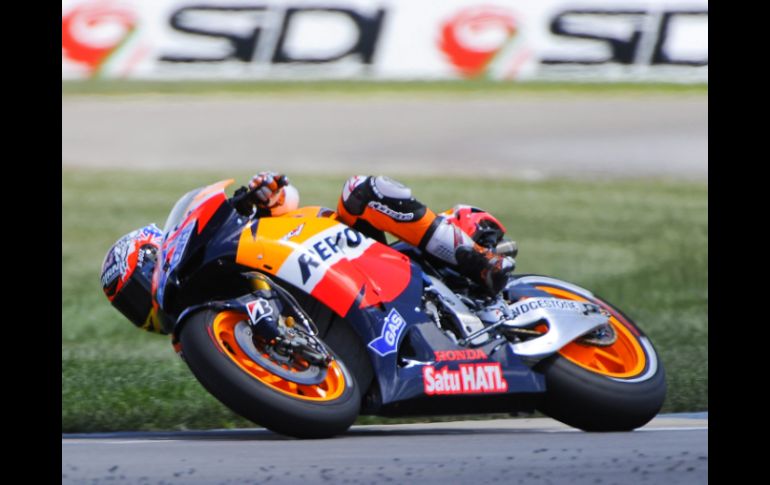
[110,262,154,327]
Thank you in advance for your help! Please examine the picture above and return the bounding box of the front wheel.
[531,280,666,431]
[179,309,360,438]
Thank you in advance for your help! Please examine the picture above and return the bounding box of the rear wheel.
[179,309,360,438]
[532,281,666,431]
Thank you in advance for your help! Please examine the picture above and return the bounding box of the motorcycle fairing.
[164,180,234,236]
[232,209,546,406]
[155,184,549,409]
[235,214,413,317]
[155,180,241,317]
[353,300,546,409]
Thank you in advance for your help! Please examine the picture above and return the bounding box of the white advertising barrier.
[61,0,708,81]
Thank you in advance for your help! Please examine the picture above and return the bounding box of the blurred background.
[62,0,707,431]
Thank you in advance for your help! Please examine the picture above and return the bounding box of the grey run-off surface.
[62,415,708,485]
[62,96,707,180]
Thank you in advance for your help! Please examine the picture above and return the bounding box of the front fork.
[172,272,331,366]
[242,273,331,366]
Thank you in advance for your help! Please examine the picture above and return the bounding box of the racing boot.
[422,215,515,295]
[455,244,515,296]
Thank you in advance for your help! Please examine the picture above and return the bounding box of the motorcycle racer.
[235,172,515,295]
[100,172,515,332]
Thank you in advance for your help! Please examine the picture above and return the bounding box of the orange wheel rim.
[211,311,346,401]
[535,286,647,378]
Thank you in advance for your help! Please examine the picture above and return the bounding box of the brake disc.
[233,321,327,385]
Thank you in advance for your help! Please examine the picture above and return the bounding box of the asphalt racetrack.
[62,414,707,484]
[61,96,707,179]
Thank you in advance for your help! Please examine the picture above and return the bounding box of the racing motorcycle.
[138,179,666,438]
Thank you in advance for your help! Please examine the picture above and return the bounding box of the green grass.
[61,80,708,98]
[62,169,707,432]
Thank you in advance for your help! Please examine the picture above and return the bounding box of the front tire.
[179,309,360,438]
[531,280,667,431]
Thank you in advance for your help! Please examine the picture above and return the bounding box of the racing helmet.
[100,224,164,329]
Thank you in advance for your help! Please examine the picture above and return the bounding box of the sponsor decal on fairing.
[276,225,374,289]
[156,222,195,306]
[260,219,411,317]
[508,297,600,318]
[246,298,274,326]
[167,222,195,271]
[367,308,407,357]
[434,349,488,362]
[423,362,508,395]
[280,223,305,241]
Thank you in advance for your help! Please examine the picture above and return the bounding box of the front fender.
[172,292,281,342]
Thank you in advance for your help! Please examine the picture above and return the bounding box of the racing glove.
[249,171,289,208]
[231,172,289,216]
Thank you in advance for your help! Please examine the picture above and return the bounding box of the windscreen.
[163,187,204,233]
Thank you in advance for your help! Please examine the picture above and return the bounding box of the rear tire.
[528,279,667,431]
[179,309,360,438]
[537,351,666,431]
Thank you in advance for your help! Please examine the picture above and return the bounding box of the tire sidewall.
[537,345,667,431]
